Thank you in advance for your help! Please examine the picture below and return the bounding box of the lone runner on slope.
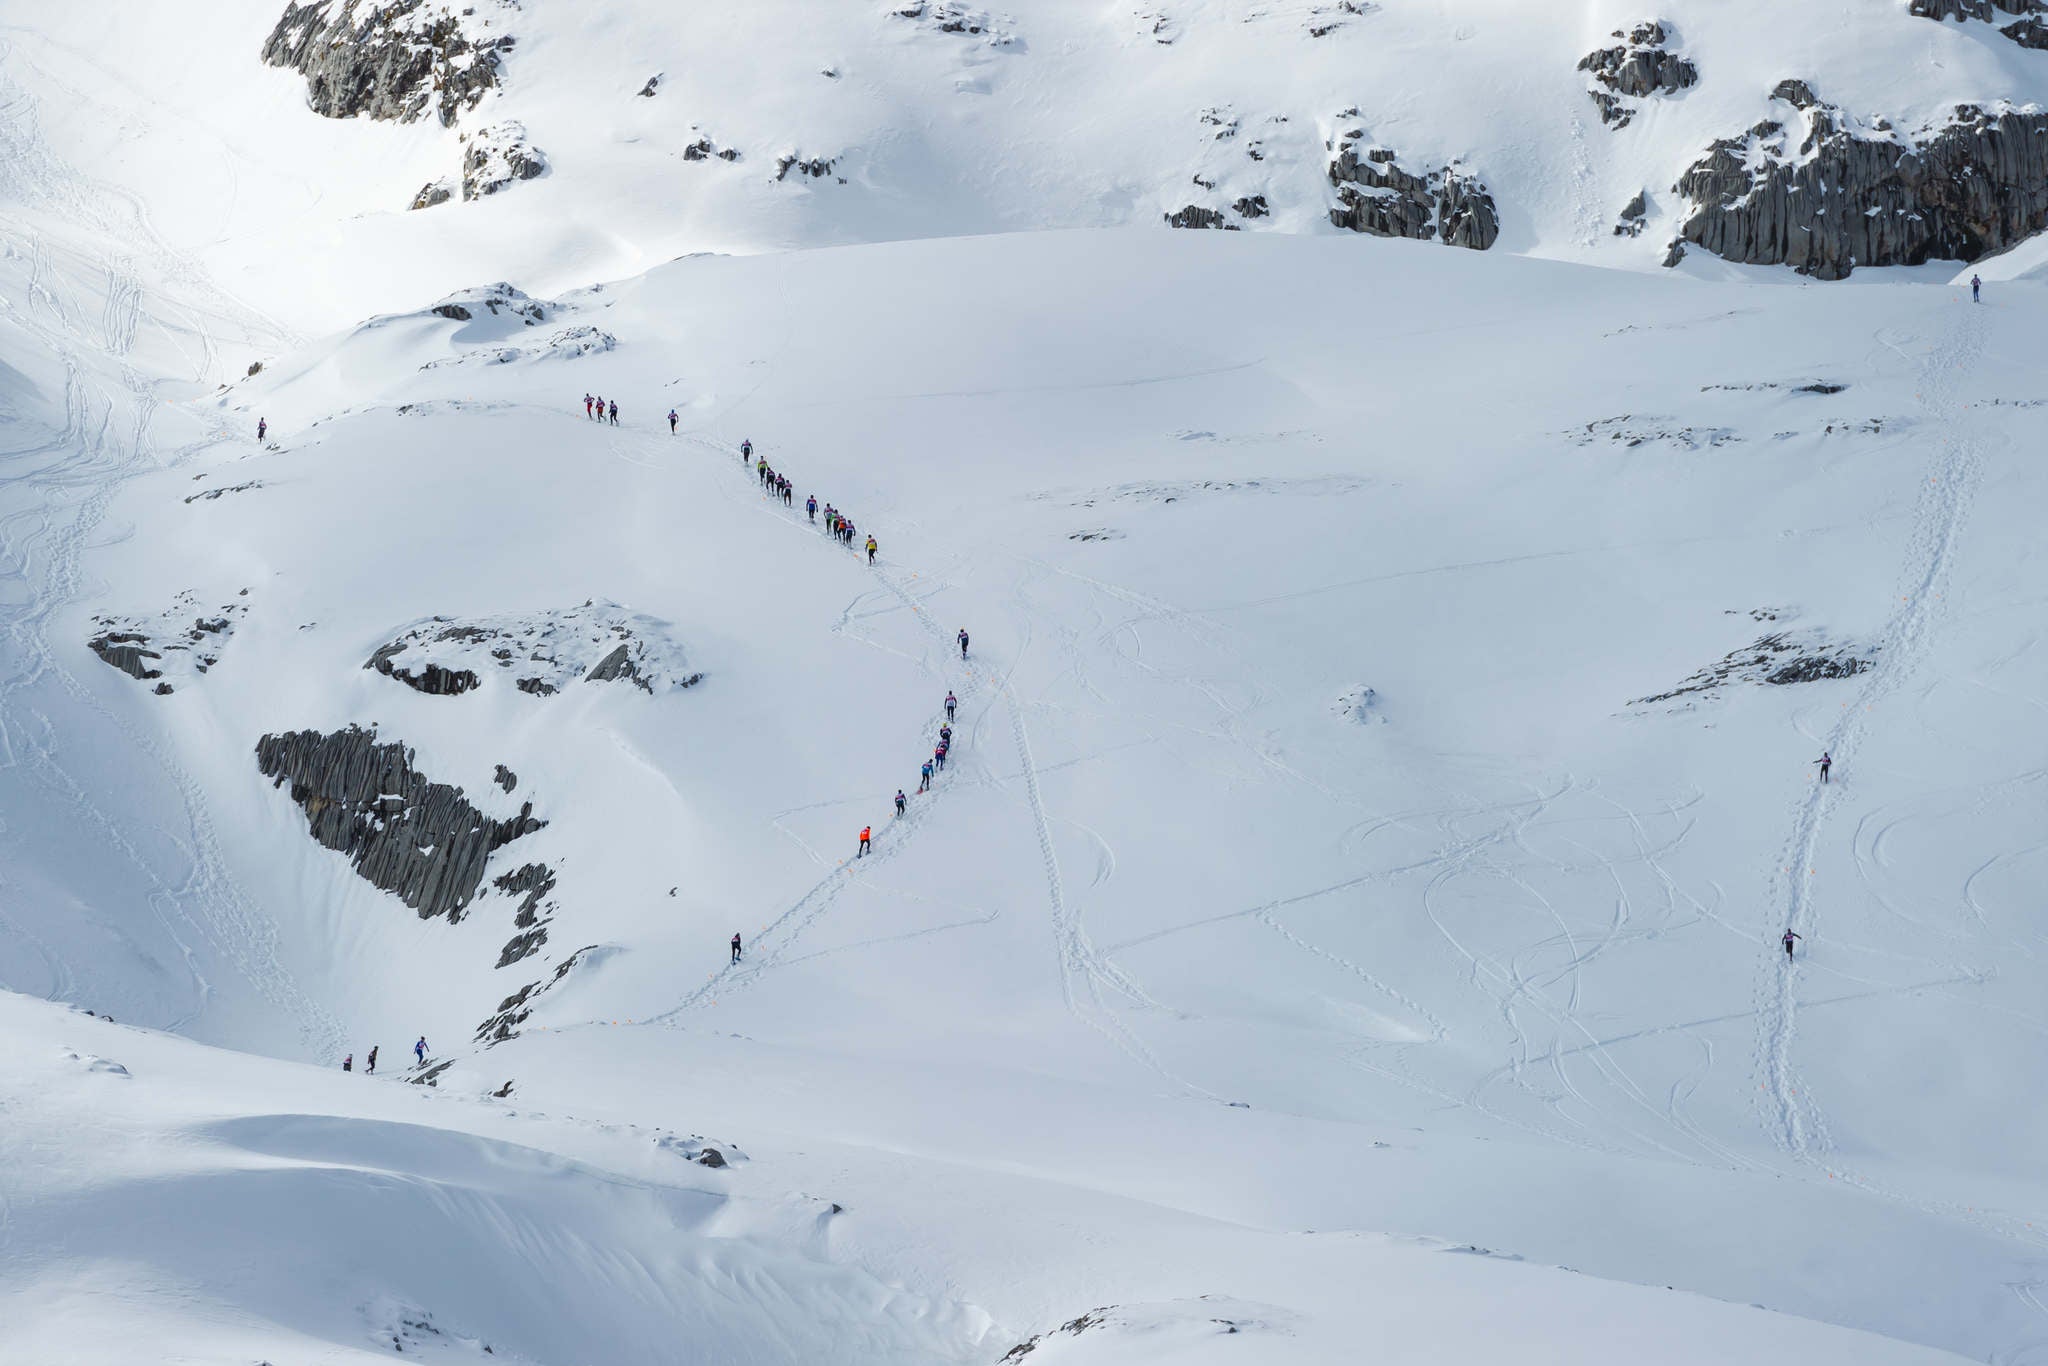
[1816,751,1832,784]
[731,932,743,964]
[1783,929,1803,959]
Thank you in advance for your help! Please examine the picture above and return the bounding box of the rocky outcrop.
[1909,0,2048,48]
[1578,22,1697,129]
[1327,125,1498,250]
[1306,0,1375,38]
[1614,189,1648,237]
[460,122,547,200]
[428,285,549,326]
[88,592,248,695]
[365,641,478,696]
[476,944,595,1042]
[409,180,454,211]
[89,633,162,683]
[891,1,1017,44]
[364,603,702,698]
[1165,205,1233,230]
[260,0,514,127]
[775,152,839,182]
[491,861,557,967]
[1634,626,1874,706]
[1673,94,2048,278]
[255,725,543,922]
[682,135,742,163]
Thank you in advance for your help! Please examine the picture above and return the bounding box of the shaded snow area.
[5,2,2048,1364]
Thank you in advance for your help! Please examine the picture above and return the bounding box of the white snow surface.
[3,3,2048,1363]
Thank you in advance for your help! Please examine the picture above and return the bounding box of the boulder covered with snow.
[260,0,515,127]
[461,121,548,200]
[364,602,701,699]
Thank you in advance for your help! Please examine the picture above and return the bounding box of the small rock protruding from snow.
[409,179,454,211]
[1614,189,1648,237]
[682,133,743,163]
[775,152,840,183]
[1335,686,1384,725]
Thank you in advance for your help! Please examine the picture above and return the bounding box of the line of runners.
[725,436,972,968]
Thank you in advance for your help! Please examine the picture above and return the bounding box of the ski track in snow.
[1752,305,2048,1261]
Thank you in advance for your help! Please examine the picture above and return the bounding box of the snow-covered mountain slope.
[8,4,2048,1363]
[9,0,2048,332]
[14,216,2048,1363]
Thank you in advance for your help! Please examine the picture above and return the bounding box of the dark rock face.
[1614,189,1648,237]
[1232,194,1270,219]
[1578,21,1698,129]
[1327,128,1499,250]
[410,180,454,211]
[1909,0,2048,46]
[583,642,653,692]
[260,0,513,127]
[1164,205,1234,230]
[494,764,517,792]
[365,641,480,696]
[255,725,543,922]
[89,633,162,682]
[1674,96,2048,278]
[1771,78,1818,110]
